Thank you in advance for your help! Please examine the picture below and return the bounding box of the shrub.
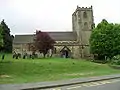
[110,55,120,65]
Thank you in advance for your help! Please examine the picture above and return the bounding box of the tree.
[0,24,3,49]
[90,19,120,60]
[34,30,55,58]
[0,20,13,53]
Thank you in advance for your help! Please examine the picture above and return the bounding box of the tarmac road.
[1,74,120,90]
[43,78,120,90]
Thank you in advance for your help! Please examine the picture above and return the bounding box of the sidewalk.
[0,74,120,90]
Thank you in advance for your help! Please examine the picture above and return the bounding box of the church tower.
[72,6,94,58]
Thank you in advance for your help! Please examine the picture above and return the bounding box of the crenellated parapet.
[77,5,92,9]
[72,5,93,16]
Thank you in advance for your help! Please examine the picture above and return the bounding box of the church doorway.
[60,46,71,58]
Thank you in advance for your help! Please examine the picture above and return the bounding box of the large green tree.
[0,20,13,53]
[90,19,120,60]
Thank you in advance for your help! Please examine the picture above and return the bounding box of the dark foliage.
[0,20,13,53]
[34,30,55,57]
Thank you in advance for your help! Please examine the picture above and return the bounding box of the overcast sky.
[0,0,120,35]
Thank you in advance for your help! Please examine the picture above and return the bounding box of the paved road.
[43,78,120,90]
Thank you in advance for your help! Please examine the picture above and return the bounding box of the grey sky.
[0,0,120,35]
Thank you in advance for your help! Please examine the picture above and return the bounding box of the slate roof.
[48,32,77,41]
[13,32,77,44]
[13,34,35,44]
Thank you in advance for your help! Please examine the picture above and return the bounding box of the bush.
[110,55,120,65]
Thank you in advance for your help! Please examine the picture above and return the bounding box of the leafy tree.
[90,19,120,60]
[0,20,13,53]
[34,30,55,58]
[0,24,3,49]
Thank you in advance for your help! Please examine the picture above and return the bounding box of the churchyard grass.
[0,54,120,84]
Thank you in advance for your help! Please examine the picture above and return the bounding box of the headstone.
[16,54,18,59]
[2,54,5,60]
[23,55,26,59]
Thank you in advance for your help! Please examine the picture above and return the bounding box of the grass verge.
[0,54,120,84]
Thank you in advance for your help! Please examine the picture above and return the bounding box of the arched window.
[78,11,81,18]
[84,22,88,30]
[83,11,87,18]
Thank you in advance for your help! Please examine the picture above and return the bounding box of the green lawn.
[0,54,120,84]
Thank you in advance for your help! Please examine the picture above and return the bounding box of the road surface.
[42,78,120,90]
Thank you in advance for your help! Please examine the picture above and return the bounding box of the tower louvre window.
[84,22,88,30]
[83,11,87,18]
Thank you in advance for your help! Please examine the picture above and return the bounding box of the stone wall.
[13,43,31,55]
[13,42,88,59]
[72,6,94,58]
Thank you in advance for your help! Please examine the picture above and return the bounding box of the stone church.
[13,6,94,58]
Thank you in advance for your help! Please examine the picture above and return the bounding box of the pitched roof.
[48,32,77,41]
[13,34,34,44]
[13,32,77,44]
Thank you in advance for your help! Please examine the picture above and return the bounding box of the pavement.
[56,78,120,90]
[1,74,120,90]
